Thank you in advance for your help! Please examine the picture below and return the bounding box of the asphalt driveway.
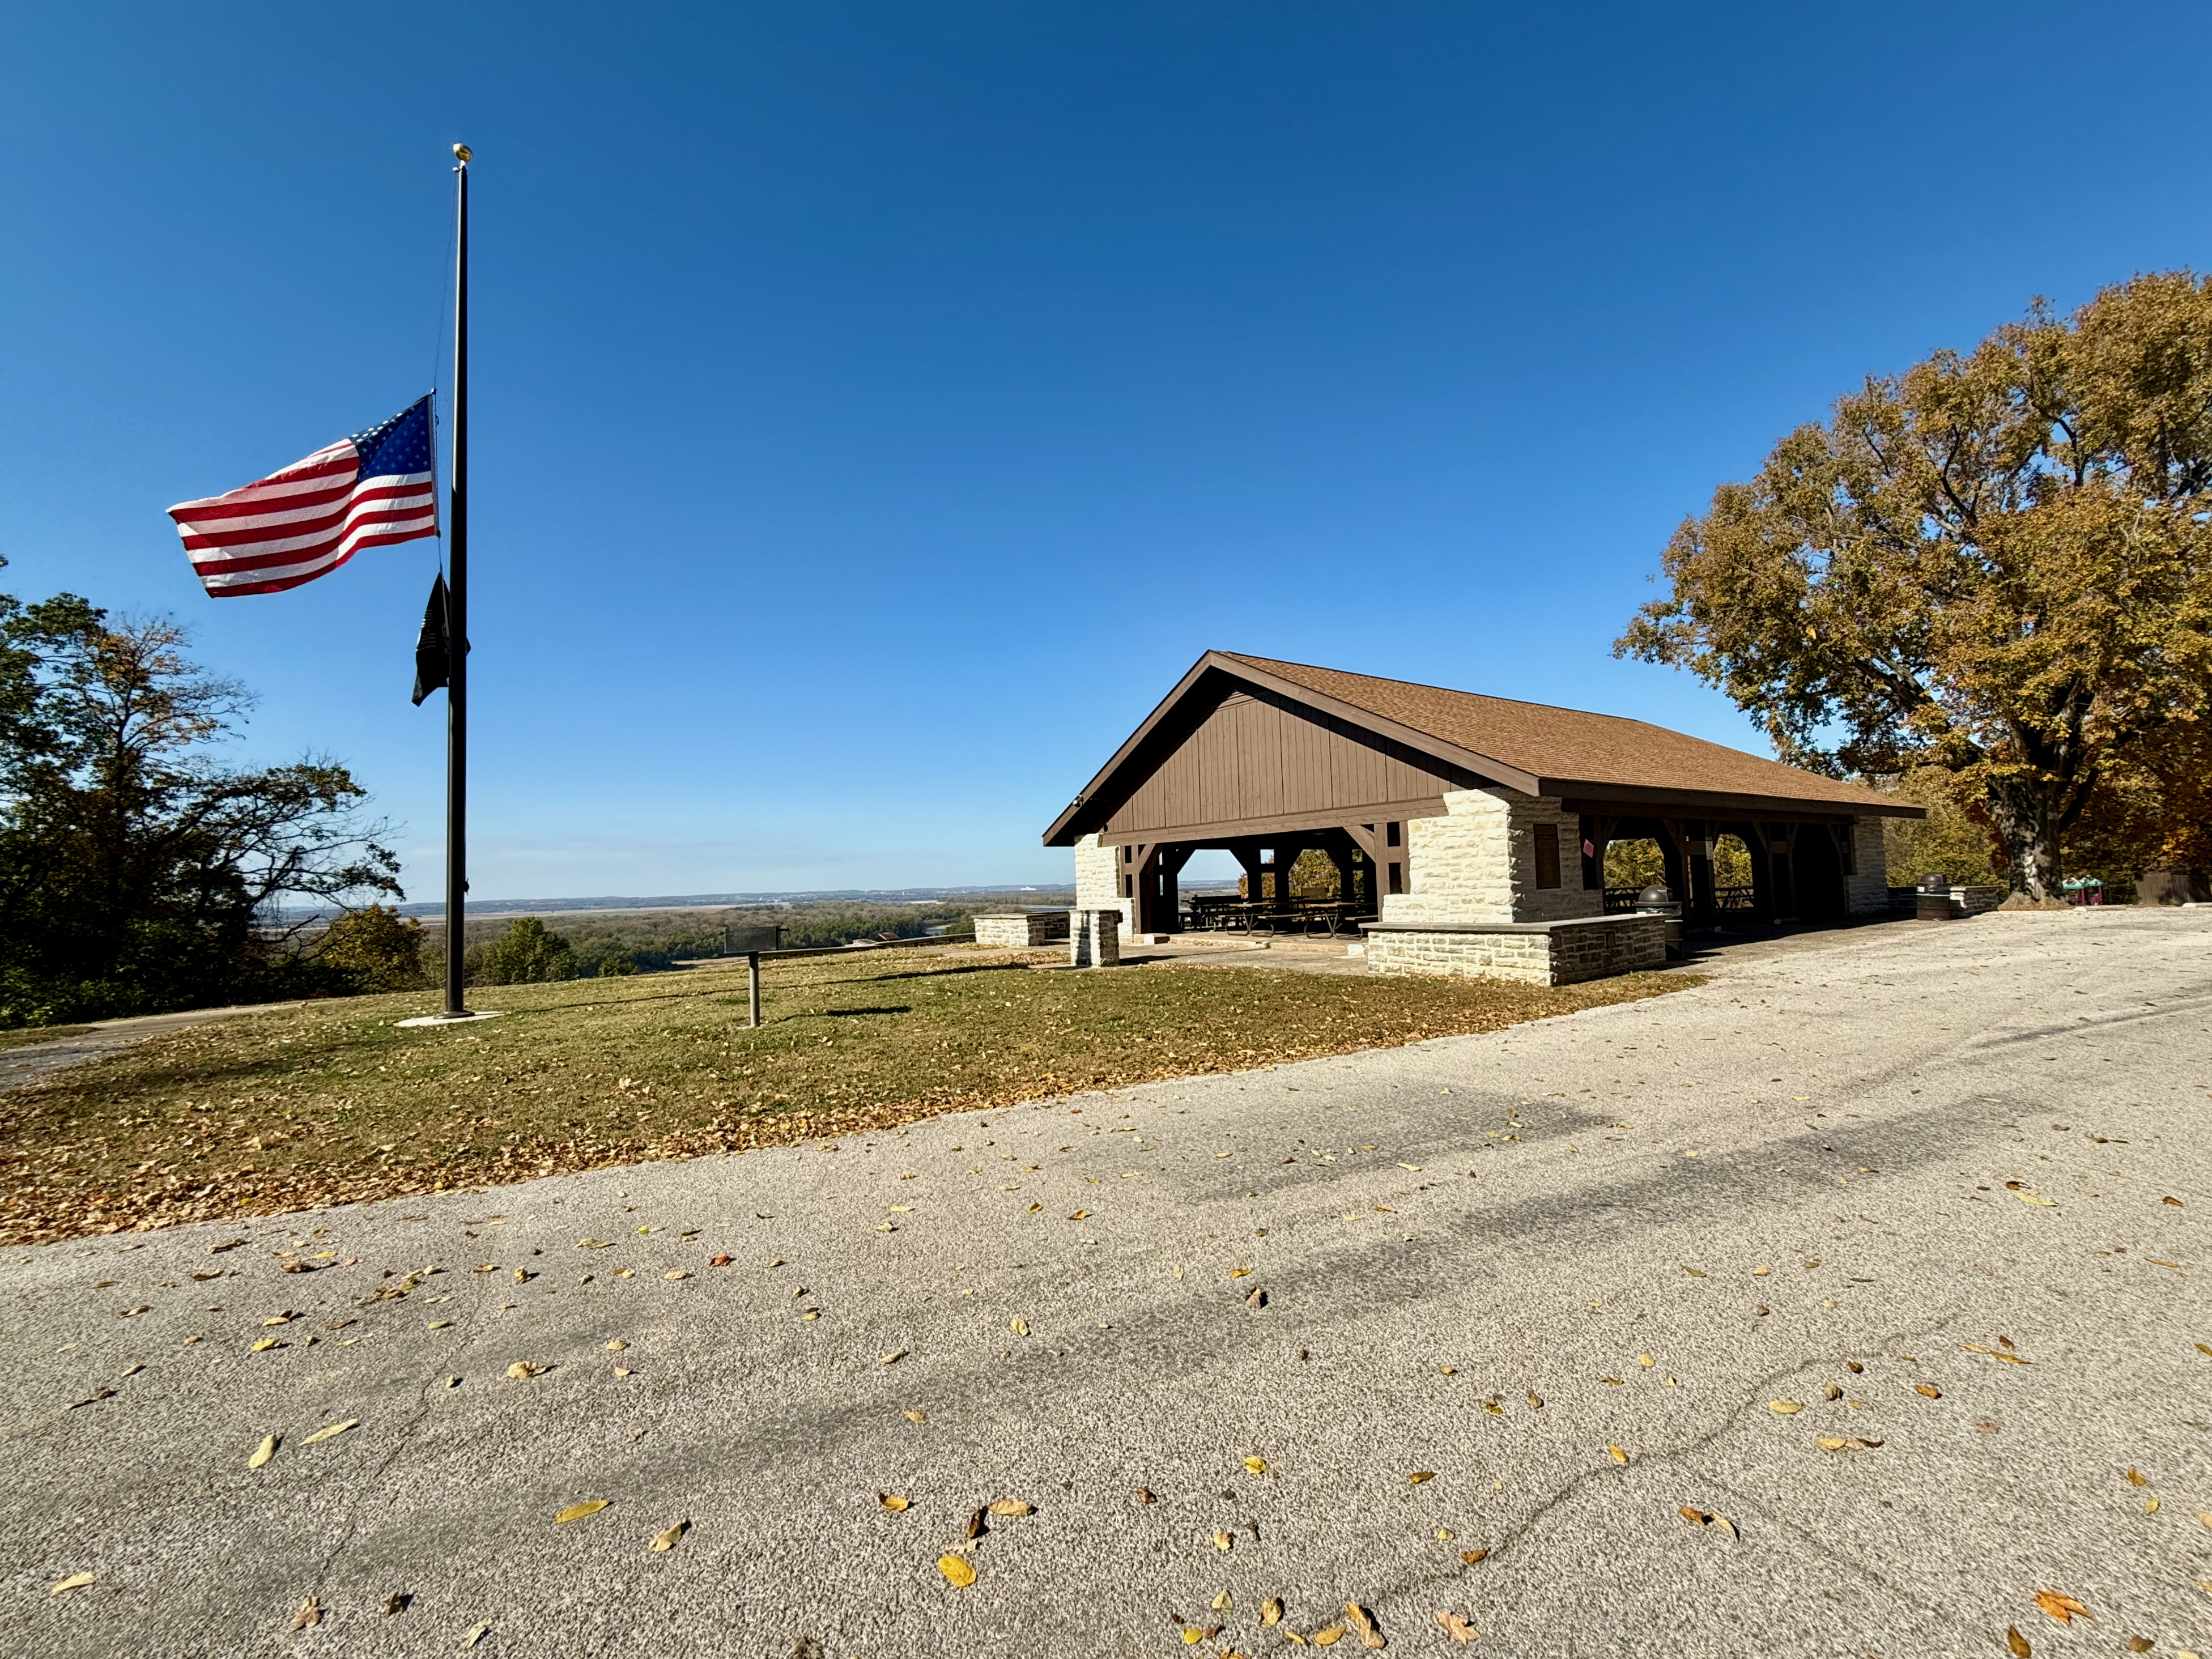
[6,908,2207,1658]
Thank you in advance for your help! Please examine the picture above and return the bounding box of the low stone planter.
[1360,913,1667,986]
[974,911,1071,948]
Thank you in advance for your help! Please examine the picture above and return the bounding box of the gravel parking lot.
[6,907,2207,1658]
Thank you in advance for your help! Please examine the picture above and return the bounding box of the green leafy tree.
[2062,712,2212,880]
[471,916,577,985]
[1288,848,1340,900]
[1619,273,2212,900]
[0,594,400,1025]
[1879,769,2007,888]
[1604,839,1665,891]
[314,905,426,993]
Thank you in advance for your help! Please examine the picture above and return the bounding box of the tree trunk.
[1984,782,2064,902]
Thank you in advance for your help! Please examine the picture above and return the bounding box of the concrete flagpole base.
[396,1010,505,1027]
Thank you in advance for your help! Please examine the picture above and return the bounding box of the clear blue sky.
[6,3,2209,900]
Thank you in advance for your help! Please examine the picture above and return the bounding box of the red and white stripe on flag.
[167,398,438,598]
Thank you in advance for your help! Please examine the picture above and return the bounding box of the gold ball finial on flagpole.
[453,143,473,163]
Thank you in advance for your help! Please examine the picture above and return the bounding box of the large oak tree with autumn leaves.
[1620,271,2212,900]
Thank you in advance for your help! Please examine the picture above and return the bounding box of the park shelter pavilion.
[1041,652,1923,984]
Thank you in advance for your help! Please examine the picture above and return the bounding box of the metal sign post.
[724,924,783,1029]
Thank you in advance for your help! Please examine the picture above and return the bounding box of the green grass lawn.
[0,944,1688,1244]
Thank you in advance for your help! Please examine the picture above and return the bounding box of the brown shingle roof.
[1220,653,1907,813]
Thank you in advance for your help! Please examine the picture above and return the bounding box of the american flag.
[167,396,439,597]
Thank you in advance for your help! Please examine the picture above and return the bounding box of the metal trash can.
[1915,873,1953,921]
[1634,884,1684,958]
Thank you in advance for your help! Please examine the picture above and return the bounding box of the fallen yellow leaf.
[250,1338,278,1352]
[1213,1530,1235,1551]
[49,1572,96,1596]
[1010,1317,1029,1337]
[1461,1548,1490,1564]
[299,1419,358,1445]
[1768,1401,1803,1415]
[1345,1601,1384,1649]
[2007,1627,2031,1658]
[1313,1628,1345,1648]
[505,1362,546,1380]
[878,1493,909,1512]
[249,1434,278,1469]
[606,1339,628,1352]
[1608,1445,1630,1465]
[650,1521,686,1551]
[987,1499,1032,1517]
[1916,1384,1942,1399]
[937,1555,976,1587]
[2031,1590,2091,1626]
[1409,1470,1436,1484]
[1262,1598,1284,1626]
[879,1350,908,1366]
[1437,1609,1479,1644]
[555,1500,609,1524]
[1243,1456,1268,1475]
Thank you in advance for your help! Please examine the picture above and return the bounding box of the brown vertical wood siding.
[1101,687,1474,837]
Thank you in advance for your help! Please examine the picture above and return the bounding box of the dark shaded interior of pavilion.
[1111,812,1856,935]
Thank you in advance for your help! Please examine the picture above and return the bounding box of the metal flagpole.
[443,143,473,1017]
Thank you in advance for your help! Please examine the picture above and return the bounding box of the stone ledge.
[1364,913,1666,987]
[1362,914,1654,936]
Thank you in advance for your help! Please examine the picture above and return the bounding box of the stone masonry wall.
[1364,925,1553,984]
[1508,793,1606,924]
[1547,914,1667,982]
[1365,914,1666,987]
[1381,790,1511,924]
[974,911,1071,948]
[1846,816,1888,915]
[1072,833,1133,932]
[1381,787,1603,926]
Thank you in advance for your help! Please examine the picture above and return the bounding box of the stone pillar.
[1073,833,1133,932]
[1844,816,1889,914]
[1070,908,1121,968]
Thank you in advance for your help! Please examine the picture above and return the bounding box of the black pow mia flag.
[412,572,455,706]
